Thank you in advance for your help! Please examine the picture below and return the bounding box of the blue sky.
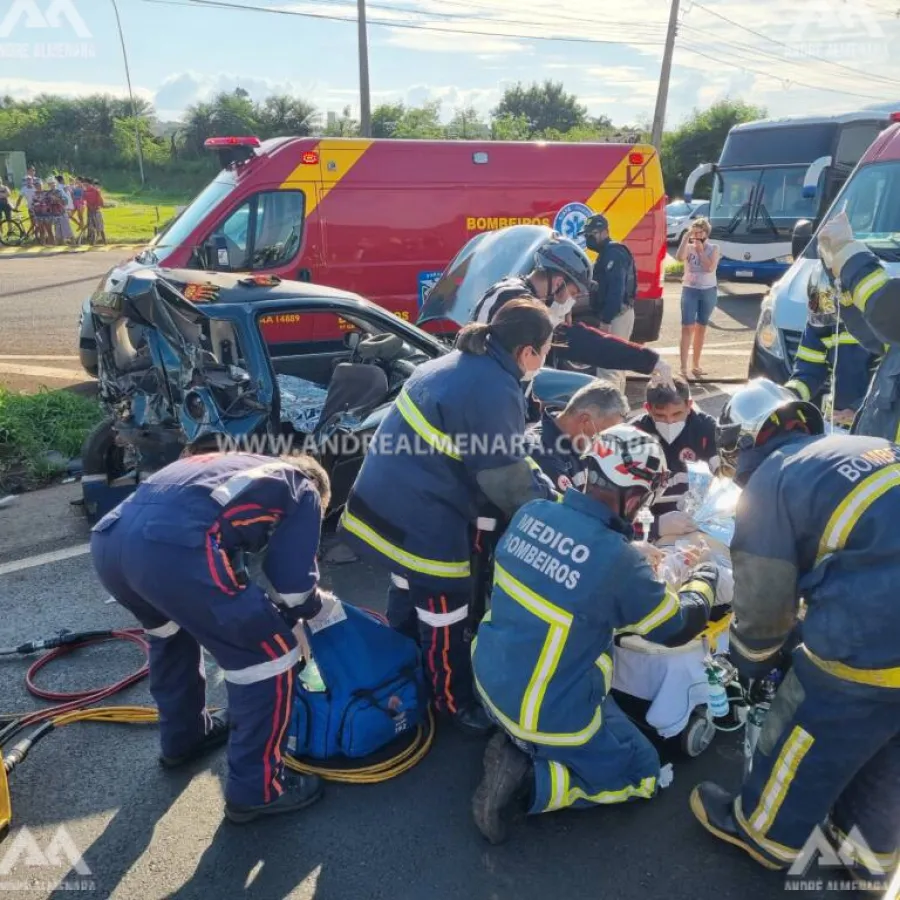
[2,0,900,128]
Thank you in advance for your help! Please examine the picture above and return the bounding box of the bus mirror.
[684,162,714,203]
[802,155,832,199]
[792,220,814,259]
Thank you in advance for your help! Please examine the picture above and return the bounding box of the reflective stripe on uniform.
[803,646,900,688]
[734,797,803,863]
[340,510,471,578]
[830,823,899,873]
[747,725,815,838]
[416,604,469,627]
[595,652,613,694]
[493,564,573,733]
[544,760,656,812]
[821,331,859,349]
[278,587,314,608]
[795,345,826,364]
[477,517,498,531]
[390,573,410,590]
[680,578,715,608]
[145,620,180,639]
[730,630,785,662]
[210,462,292,506]
[617,585,681,636]
[817,463,900,564]
[222,644,300,685]
[395,388,461,460]
[853,268,889,312]
[784,379,811,401]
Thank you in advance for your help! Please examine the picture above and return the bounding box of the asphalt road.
[0,250,765,395]
[0,252,843,900]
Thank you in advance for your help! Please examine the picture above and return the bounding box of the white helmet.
[579,424,669,500]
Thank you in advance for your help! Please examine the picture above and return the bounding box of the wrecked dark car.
[82,267,594,527]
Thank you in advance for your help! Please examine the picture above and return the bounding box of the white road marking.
[0,543,91,577]
[0,363,86,380]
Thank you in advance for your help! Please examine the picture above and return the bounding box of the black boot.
[689,782,784,871]
[451,703,495,738]
[225,774,324,824]
[472,731,533,845]
[159,711,230,769]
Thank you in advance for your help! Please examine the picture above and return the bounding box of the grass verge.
[101,190,188,244]
[0,387,103,492]
[665,260,684,280]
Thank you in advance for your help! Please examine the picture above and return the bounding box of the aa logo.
[787,825,885,877]
[0,825,91,877]
[0,1,92,39]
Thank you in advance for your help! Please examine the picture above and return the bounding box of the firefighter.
[473,233,674,389]
[470,424,722,845]
[90,451,330,824]
[784,264,879,429]
[526,378,629,492]
[816,209,900,440]
[690,378,900,891]
[338,299,559,738]
[583,212,637,340]
[631,374,720,538]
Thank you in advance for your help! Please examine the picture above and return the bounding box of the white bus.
[684,110,895,285]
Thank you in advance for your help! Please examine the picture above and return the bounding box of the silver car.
[666,199,709,243]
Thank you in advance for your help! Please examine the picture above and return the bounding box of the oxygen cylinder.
[706,664,730,719]
[635,508,654,543]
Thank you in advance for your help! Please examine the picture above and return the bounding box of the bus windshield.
[710,166,819,236]
[143,172,237,261]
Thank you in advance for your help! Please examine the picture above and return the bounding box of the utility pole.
[651,0,680,150]
[357,0,372,137]
[110,0,145,186]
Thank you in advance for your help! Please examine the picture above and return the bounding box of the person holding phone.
[676,217,720,380]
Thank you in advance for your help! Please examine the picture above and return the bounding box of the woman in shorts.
[676,217,720,380]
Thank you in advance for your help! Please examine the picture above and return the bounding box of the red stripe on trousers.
[260,640,282,805]
[440,595,457,714]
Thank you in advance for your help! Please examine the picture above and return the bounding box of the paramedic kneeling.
[339,299,559,738]
[90,451,330,824]
[470,424,721,844]
[690,378,900,891]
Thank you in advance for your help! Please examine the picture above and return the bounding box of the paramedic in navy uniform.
[339,299,559,737]
[90,450,331,824]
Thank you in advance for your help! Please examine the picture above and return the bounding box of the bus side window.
[836,125,884,168]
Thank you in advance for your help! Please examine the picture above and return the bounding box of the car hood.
[418,224,557,327]
[770,254,900,333]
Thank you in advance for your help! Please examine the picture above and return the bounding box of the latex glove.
[650,357,675,390]
[633,541,664,569]
[658,510,697,537]
[817,211,853,273]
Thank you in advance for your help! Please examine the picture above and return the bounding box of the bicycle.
[0,213,31,247]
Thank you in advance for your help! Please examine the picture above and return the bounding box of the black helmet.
[533,234,593,298]
[807,264,844,328]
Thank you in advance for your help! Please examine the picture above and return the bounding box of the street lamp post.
[357,0,372,137]
[110,0,145,186]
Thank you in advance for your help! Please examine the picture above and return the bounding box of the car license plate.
[735,269,753,278]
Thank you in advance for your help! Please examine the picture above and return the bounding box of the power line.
[678,21,900,93]
[676,41,895,101]
[687,1,900,89]
[141,0,667,45]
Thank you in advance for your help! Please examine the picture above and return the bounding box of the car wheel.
[81,418,129,480]
[680,710,716,758]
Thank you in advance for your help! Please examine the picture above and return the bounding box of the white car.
[666,199,709,243]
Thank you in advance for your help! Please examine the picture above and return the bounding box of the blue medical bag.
[286,599,428,761]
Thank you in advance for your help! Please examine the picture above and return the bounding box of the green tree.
[392,101,444,139]
[371,102,407,138]
[661,98,766,198]
[445,106,490,140]
[490,112,531,141]
[256,95,320,137]
[492,81,588,137]
[324,105,359,137]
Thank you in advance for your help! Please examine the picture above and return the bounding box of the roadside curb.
[0,243,143,259]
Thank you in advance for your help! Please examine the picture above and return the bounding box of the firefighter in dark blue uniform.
[690,378,900,890]
[470,425,722,845]
[338,299,559,737]
[784,264,879,428]
[583,213,638,339]
[526,379,629,492]
[815,210,900,440]
[90,451,330,823]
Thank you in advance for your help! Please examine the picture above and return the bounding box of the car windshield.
[667,201,693,217]
[710,166,819,235]
[813,159,900,254]
[143,173,237,260]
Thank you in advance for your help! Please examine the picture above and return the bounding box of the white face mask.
[655,420,686,444]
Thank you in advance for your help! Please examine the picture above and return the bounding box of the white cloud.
[0,77,155,103]
[382,28,529,55]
